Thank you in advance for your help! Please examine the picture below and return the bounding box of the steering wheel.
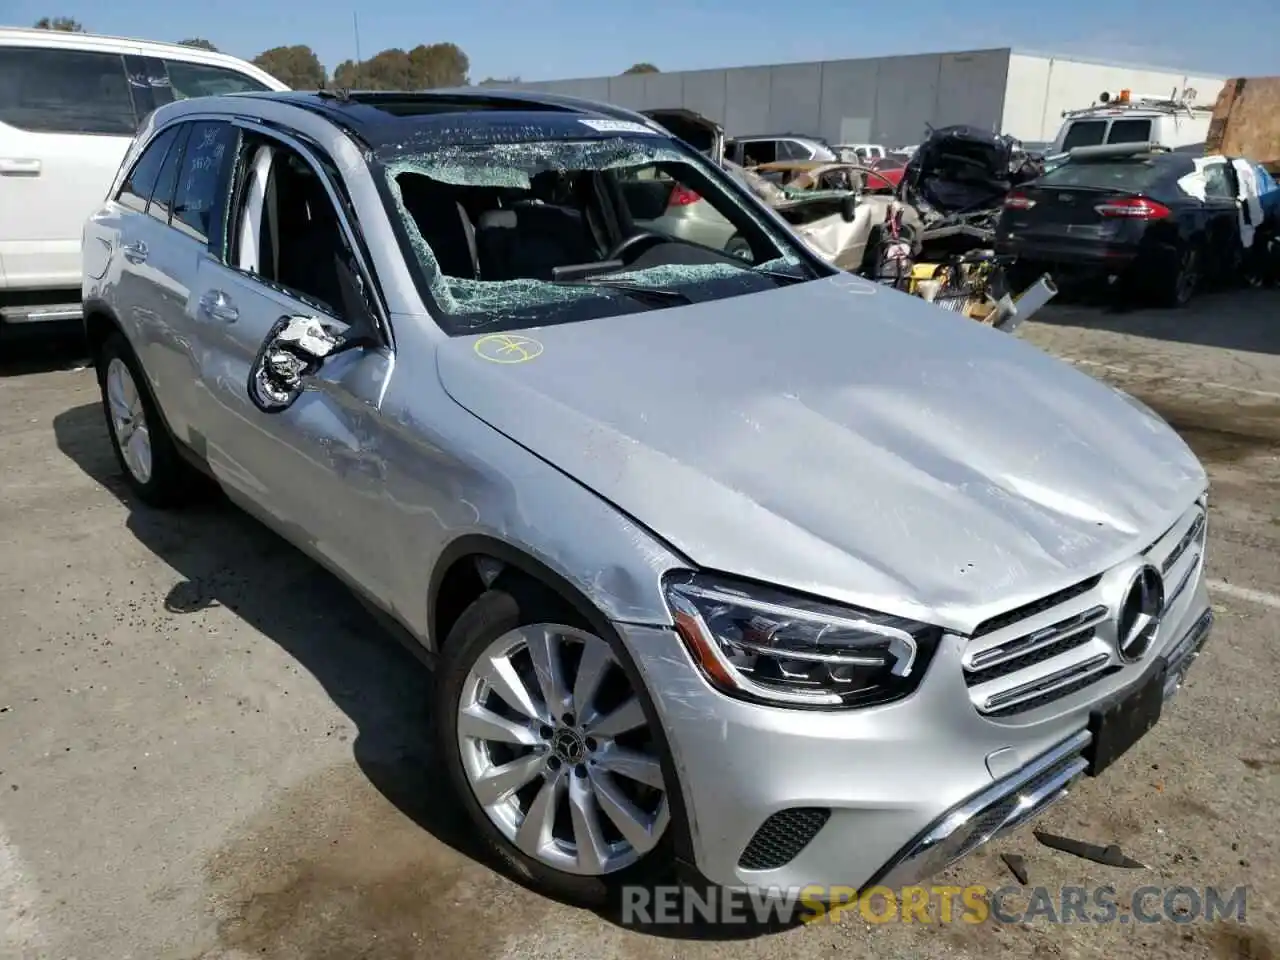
[607,231,667,263]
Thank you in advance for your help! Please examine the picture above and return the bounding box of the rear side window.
[1107,119,1152,144]
[117,126,181,213]
[163,60,270,99]
[1061,120,1106,151]
[1040,160,1166,191]
[171,121,238,242]
[0,47,137,135]
[148,124,192,222]
[777,140,809,161]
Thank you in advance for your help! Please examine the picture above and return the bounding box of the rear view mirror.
[841,194,859,223]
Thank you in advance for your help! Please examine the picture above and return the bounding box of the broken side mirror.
[247,253,382,414]
[248,314,342,414]
[840,194,859,223]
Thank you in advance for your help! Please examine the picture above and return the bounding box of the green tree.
[622,62,659,74]
[252,45,326,90]
[333,42,470,90]
[33,16,84,31]
[178,38,218,52]
[478,76,521,87]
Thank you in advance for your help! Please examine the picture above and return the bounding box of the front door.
[188,130,398,606]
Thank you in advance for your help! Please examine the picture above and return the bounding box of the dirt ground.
[1,289,1278,960]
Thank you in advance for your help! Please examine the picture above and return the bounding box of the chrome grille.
[963,498,1207,717]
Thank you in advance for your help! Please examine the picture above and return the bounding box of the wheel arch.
[82,297,123,364]
[427,534,628,655]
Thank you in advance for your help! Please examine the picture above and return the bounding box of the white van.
[1049,88,1214,158]
[0,28,288,327]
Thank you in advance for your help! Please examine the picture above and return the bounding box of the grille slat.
[963,501,1205,717]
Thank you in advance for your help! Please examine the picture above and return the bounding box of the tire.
[436,579,678,907]
[96,331,200,507]
[1154,244,1200,308]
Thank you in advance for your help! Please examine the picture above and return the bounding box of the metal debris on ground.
[1001,852,1030,885]
[1033,830,1148,869]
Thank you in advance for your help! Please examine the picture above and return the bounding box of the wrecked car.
[86,88,1214,910]
[644,109,1054,326]
[895,124,1045,260]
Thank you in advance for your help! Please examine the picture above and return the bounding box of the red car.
[863,154,909,192]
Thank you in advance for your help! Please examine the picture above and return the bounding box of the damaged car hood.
[435,278,1206,631]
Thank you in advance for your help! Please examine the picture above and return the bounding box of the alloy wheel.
[106,357,153,484]
[456,623,670,876]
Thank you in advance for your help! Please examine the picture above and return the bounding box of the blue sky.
[6,0,1277,80]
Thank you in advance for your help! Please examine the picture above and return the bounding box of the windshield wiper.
[553,278,692,305]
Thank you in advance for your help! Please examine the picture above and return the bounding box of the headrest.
[478,209,517,230]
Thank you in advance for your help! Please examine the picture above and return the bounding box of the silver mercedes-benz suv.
[81,89,1213,906]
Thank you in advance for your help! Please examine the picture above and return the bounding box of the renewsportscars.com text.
[620,884,1248,926]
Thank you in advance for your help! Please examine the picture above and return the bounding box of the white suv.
[0,27,287,328]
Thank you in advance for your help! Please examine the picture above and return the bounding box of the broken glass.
[379,136,809,329]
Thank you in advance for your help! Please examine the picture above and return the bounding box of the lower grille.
[738,807,831,871]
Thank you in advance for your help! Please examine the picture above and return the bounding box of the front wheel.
[437,582,677,906]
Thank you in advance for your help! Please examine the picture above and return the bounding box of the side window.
[1203,162,1233,200]
[776,140,808,161]
[741,140,777,166]
[171,121,238,243]
[148,124,192,223]
[163,60,271,100]
[1061,121,1106,151]
[0,46,138,135]
[1107,119,1152,144]
[230,140,351,316]
[117,126,181,213]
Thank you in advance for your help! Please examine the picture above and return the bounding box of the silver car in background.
[82,89,1213,908]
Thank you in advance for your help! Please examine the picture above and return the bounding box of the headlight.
[664,573,942,709]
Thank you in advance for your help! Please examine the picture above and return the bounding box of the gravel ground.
[1,289,1278,960]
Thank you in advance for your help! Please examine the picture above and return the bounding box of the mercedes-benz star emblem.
[1115,565,1165,663]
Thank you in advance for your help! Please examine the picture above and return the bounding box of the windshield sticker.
[474,334,545,364]
[578,119,659,135]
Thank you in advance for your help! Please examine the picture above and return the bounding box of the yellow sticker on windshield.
[475,334,544,364]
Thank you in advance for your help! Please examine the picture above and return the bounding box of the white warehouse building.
[506,48,1225,148]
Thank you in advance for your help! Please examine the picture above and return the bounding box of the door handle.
[197,290,239,323]
[122,241,148,264]
[0,158,41,176]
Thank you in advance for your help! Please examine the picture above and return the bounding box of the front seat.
[396,175,480,280]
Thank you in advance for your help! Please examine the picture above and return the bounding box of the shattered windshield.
[377,135,817,334]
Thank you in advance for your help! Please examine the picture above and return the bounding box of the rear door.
[1198,157,1246,272]
[0,44,142,291]
[1230,157,1262,249]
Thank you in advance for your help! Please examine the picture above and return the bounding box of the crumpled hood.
[436,277,1206,631]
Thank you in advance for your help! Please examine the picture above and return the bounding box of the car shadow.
[50,400,789,942]
[1033,285,1280,355]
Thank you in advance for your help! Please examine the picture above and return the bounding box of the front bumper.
[618,578,1212,892]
